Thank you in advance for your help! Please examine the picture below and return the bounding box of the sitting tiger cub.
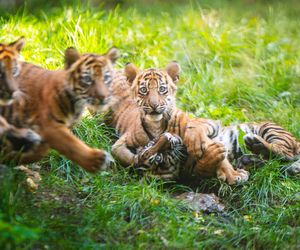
[0,46,118,172]
[104,62,248,184]
[0,37,41,159]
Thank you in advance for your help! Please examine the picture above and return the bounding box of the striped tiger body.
[207,120,300,168]
[143,118,300,179]
[0,46,119,172]
[191,119,300,161]
[0,37,41,160]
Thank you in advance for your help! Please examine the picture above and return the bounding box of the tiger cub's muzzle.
[143,104,166,115]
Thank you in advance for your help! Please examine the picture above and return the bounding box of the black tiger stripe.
[268,135,293,148]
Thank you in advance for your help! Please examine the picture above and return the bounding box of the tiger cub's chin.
[145,114,163,122]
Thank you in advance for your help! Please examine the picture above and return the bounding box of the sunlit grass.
[0,0,299,249]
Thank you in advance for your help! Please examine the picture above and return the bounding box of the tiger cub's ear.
[166,61,181,83]
[106,47,119,64]
[64,47,80,69]
[125,63,138,85]
[9,37,25,53]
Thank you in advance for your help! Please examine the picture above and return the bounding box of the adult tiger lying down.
[104,62,248,184]
[0,46,118,172]
[0,37,41,159]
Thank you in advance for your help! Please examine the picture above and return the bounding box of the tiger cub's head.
[0,37,25,104]
[64,47,119,108]
[125,62,180,121]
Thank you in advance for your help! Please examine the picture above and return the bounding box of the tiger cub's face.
[0,37,25,104]
[64,47,119,108]
[125,62,180,121]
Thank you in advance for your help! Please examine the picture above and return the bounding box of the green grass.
[0,0,300,249]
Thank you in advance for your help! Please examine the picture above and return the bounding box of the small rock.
[26,177,39,192]
[15,165,42,192]
[175,192,225,213]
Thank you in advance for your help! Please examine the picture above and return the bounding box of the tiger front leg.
[183,124,207,159]
[111,133,137,167]
[44,124,110,173]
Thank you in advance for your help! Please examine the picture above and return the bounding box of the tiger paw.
[217,165,249,185]
[84,149,112,173]
[163,133,182,149]
[184,130,202,158]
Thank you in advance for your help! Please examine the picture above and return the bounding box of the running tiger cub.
[0,46,118,172]
[105,62,248,184]
[0,37,41,159]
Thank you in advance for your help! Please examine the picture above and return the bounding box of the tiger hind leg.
[243,134,295,160]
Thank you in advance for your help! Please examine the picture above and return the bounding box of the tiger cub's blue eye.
[139,87,148,94]
[81,74,93,85]
[159,86,167,93]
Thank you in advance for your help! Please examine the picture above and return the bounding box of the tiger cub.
[0,46,118,172]
[0,37,41,159]
[104,63,248,184]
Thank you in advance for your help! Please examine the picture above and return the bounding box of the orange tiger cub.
[0,46,118,172]
[0,37,41,158]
